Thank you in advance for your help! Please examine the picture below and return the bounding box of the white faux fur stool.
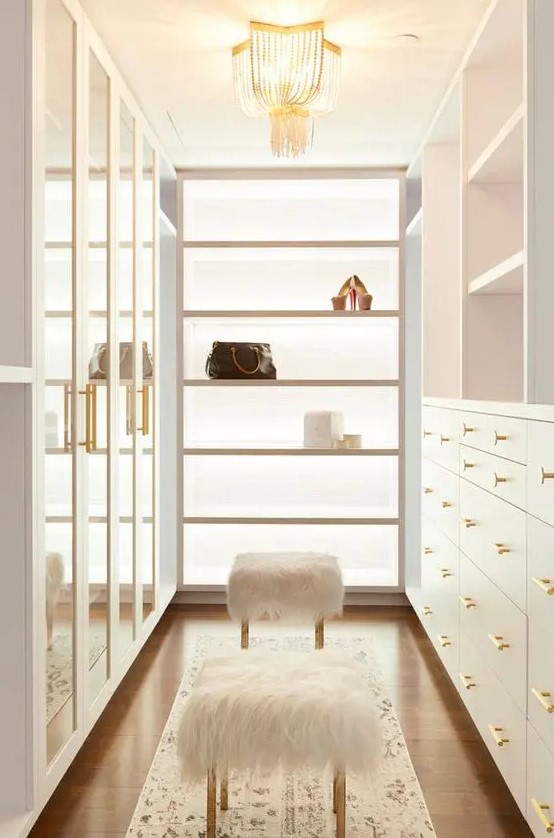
[227,552,344,649]
[177,648,381,838]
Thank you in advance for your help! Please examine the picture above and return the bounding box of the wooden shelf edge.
[182,516,400,525]
[182,310,399,319]
[183,239,400,249]
[468,251,524,295]
[0,366,33,384]
[182,447,399,456]
[182,379,400,388]
[468,104,524,184]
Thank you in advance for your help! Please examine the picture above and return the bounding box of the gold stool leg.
[207,769,216,838]
[241,619,249,649]
[220,776,229,811]
[335,772,346,838]
[315,618,324,650]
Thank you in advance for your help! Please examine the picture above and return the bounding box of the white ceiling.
[81,0,490,169]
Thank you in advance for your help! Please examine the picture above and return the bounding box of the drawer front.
[422,406,460,472]
[459,631,526,812]
[527,723,554,838]
[421,519,460,592]
[459,479,527,611]
[528,421,554,526]
[460,445,526,510]
[419,585,460,683]
[460,412,527,464]
[529,621,554,758]
[422,459,460,544]
[528,516,554,637]
[459,553,527,712]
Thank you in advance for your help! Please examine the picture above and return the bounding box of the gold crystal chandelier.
[233,21,341,159]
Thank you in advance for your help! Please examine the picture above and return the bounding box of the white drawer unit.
[422,458,460,544]
[528,515,554,637]
[419,584,460,682]
[459,552,527,713]
[459,444,526,511]
[529,621,554,759]
[527,723,554,838]
[459,479,527,611]
[422,406,459,472]
[460,412,527,465]
[459,630,527,813]
[528,421,554,527]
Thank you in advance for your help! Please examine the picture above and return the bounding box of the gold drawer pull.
[494,472,508,487]
[459,673,477,690]
[462,517,477,528]
[441,500,453,508]
[440,568,454,578]
[462,423,475,436]
[437,635,451,647]
[532,577,554,596]
[422,606,433,616]
[423,487,433,494]
[494,431,509,445]
[423,429,433,438]
[531,799,554,833]
[532,689,554,714]
[423,546,433,555]
[541,468,554,484]
[459,596,477,609]
[440,434,450,444]
[490,542,510,555]
[488,725,509,747]
[488,634,510,651]
[463,459,475,471]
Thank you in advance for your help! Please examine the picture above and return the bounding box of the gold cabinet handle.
[90,383,97,451]
[137,383,150,436]
[441,500,453,508]
[490,542,510,555]
[463,459,475,471]
[462,517,477,528]
[78,386,92,453]
[423,429,433,438]
[488,633,510,651]
[488,725,509,747]
[541,468,554,484]
[462,423,475,436]
[532,577,554,596]
[422,606,433,616]
[459,596,477,609]
[494,431,509,445]
[437,635,451,647]
[494,472,508,487]
[63,384,72,451]
[459,673,477,690]
[440,567,454,578]
[440,434,450,444]
[423,546,433,555]
[423,487,433,494]
[532,688,554,714]
[531,799,554,833]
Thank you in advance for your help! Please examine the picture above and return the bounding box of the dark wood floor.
[30,605,533,838]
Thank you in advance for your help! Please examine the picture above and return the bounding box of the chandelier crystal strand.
[232,21,341,158]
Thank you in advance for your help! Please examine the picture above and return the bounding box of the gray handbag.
[89,342,153,380]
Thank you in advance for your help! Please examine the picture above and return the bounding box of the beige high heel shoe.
[331,275,372,311]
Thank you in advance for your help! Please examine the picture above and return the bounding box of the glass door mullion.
[132,127,144,636]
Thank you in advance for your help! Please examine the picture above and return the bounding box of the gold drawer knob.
[494,472,508,487]
[459,596,477,609]
[488,725,509,747]
[462,517,477,528]
[440,568,454,578]
[441,500,453,508]
[494,431,509,445]
[532,689,554,714]
[440,434,450,444]
[490,542,510,555]
[423,429,433,438]
[422,606,433,616]
[423,487,433,494]
[488,634,510,651]
[463,459,475,471]
[459,673,477,690]
[531,799,554,833]
[423,546,433,555]
[541,468,554,484]
[532,577,554,596]
[437,635,451,647]
[462,423,475,436]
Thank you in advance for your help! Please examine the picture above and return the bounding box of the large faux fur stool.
[177,648,381,838]
[227,552,344,649]
[46,552,64,649]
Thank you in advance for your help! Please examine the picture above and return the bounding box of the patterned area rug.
[47,633,107,723]
[126,634,436,838]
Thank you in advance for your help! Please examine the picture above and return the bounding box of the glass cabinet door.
[44,0,76,764]
[85,50,110,701]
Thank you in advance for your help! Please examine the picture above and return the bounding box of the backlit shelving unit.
[179,173,405,592]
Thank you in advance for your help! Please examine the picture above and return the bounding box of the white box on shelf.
[303,411,343,449]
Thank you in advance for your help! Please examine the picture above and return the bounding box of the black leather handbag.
[205,341,277,380]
